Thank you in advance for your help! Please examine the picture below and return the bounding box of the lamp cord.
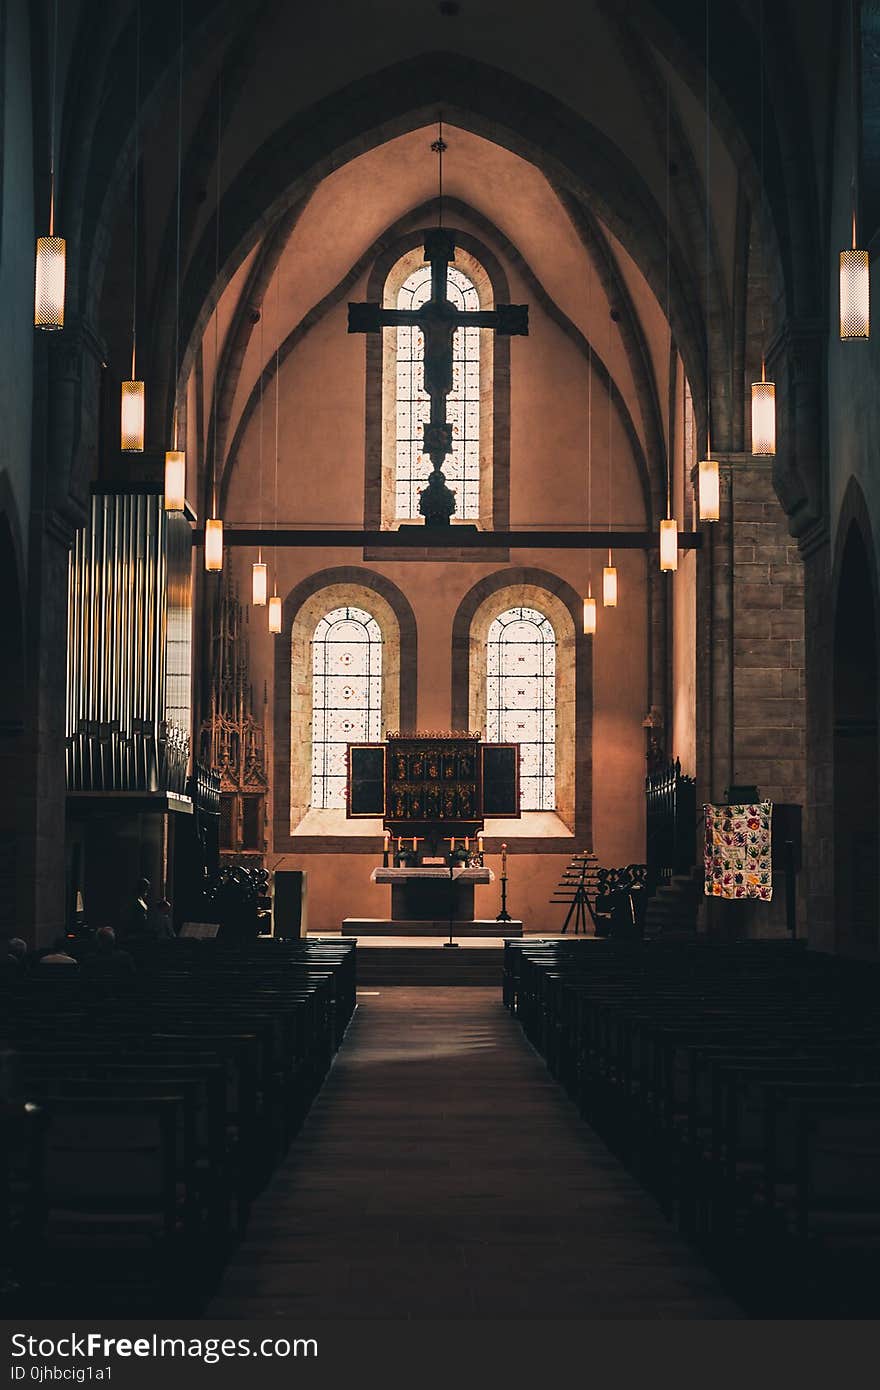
[258,301,264,562]
[174,0,183,448]
[49,0,58,234]
[666,74,673,520]
[587,255,592,595]
[131,0,141,380]
[212,65,222,516]
[607,307,613,569]
[274,246,280,594]
[705,0,712,462]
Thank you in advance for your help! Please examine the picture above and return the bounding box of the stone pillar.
[695,455,807,937]
[20,320,103,946]
[801,526,834,953]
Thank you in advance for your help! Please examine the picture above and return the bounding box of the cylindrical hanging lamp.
[164,450,186,512]
[751,364,776,456]
[840,244,870,340]
[268,593,282,633]
[583,593,597,635]
[121,380,145,453]
[698,457,720,521]
[252,560,267,607]
[205,517,224,572]
[35,235,66,330]
[603,555,618,608]
[659,518,679,572]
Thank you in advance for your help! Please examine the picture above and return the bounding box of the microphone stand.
[443,845,460,948]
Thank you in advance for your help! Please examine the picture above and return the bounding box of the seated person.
[83,926,135,975]
[38,935,79,967]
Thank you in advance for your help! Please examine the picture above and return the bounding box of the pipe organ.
[66,486,194,795]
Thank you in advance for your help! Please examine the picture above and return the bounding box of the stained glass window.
[486,607,556,811]
[311,606,382,809]
[395,263,480,520]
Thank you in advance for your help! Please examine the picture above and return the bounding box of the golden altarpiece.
[199,577,268,865]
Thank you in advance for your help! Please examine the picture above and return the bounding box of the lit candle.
[448,838,455,852]
[384,831,390,847]
[501,842,508,876]
[465,837,469,851]
[477,833,484,853]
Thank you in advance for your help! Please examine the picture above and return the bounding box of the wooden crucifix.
[349,226,528,525]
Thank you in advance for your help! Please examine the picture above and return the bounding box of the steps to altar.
[342,918,522,937]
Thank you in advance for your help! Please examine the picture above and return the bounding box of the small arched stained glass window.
[486,607,556,811]
[395,263,480,520]
[311,606,382,809]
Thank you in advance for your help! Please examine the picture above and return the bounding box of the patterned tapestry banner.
[704,801,773,901]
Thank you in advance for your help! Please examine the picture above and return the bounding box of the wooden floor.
[209,988,741,1319]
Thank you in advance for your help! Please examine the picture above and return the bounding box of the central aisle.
[209,989,740,1318]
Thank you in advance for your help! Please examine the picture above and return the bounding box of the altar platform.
[341,918,522,937]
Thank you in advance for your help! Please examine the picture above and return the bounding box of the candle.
[465,837,469,851]
[448,838,455,852]
[501,842,508,875]
[477,833,484,853]
[384,830,390,844]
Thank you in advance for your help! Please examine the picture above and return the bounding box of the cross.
[349,227,528,525]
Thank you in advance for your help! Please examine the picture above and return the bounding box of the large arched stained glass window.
[395,263,480,520]
[486,607,556,811]
[311,606,382,809]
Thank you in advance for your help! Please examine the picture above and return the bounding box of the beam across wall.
[189,528,702,550]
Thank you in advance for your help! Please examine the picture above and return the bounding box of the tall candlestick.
[501,842,508,876]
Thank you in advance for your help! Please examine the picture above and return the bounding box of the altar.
[372,865,494,921]
[341,733,524,938]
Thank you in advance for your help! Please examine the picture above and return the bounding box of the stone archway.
[833,514,880,957]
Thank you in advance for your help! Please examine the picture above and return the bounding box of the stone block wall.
[696,457,807,937]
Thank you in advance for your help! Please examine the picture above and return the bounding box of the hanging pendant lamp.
[35,235,66,331]
[35,1,64,330]
[698,448,720,522]
[121,379,146,453]
[121,0,145,451]
[205,517,223,572]
[583,591,597,636]
[252,559,267,607]
[841,215,870,340]
[660,518,679,571]
[268,592,282,634]
[603,552,618,608]
[204,62,225,570]
[164,447,186,512]
[751,362,776,455]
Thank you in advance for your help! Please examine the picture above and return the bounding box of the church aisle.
[208,988,741,1319]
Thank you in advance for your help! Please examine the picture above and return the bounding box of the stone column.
[695,454,807,937]
[19,320,103,946]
